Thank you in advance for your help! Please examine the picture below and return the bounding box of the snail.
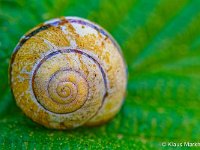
[10,17,127,129]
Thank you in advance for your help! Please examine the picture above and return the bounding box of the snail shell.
[10,17,127,129]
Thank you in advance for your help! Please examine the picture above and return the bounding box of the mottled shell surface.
[10,17,127,129]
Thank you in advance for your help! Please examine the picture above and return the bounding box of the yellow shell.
[10,17,127,129]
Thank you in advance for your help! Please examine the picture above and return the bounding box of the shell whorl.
[10,17,127,129]
[32,49,106,115]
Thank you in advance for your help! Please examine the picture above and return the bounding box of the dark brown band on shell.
[10,17,126,88]
[9,24,51,88]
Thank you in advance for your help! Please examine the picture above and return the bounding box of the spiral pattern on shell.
[10,17,127,129]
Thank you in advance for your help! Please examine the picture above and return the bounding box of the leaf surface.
[0,0,200,149]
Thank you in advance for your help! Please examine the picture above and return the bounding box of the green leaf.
[1,0,200,149]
